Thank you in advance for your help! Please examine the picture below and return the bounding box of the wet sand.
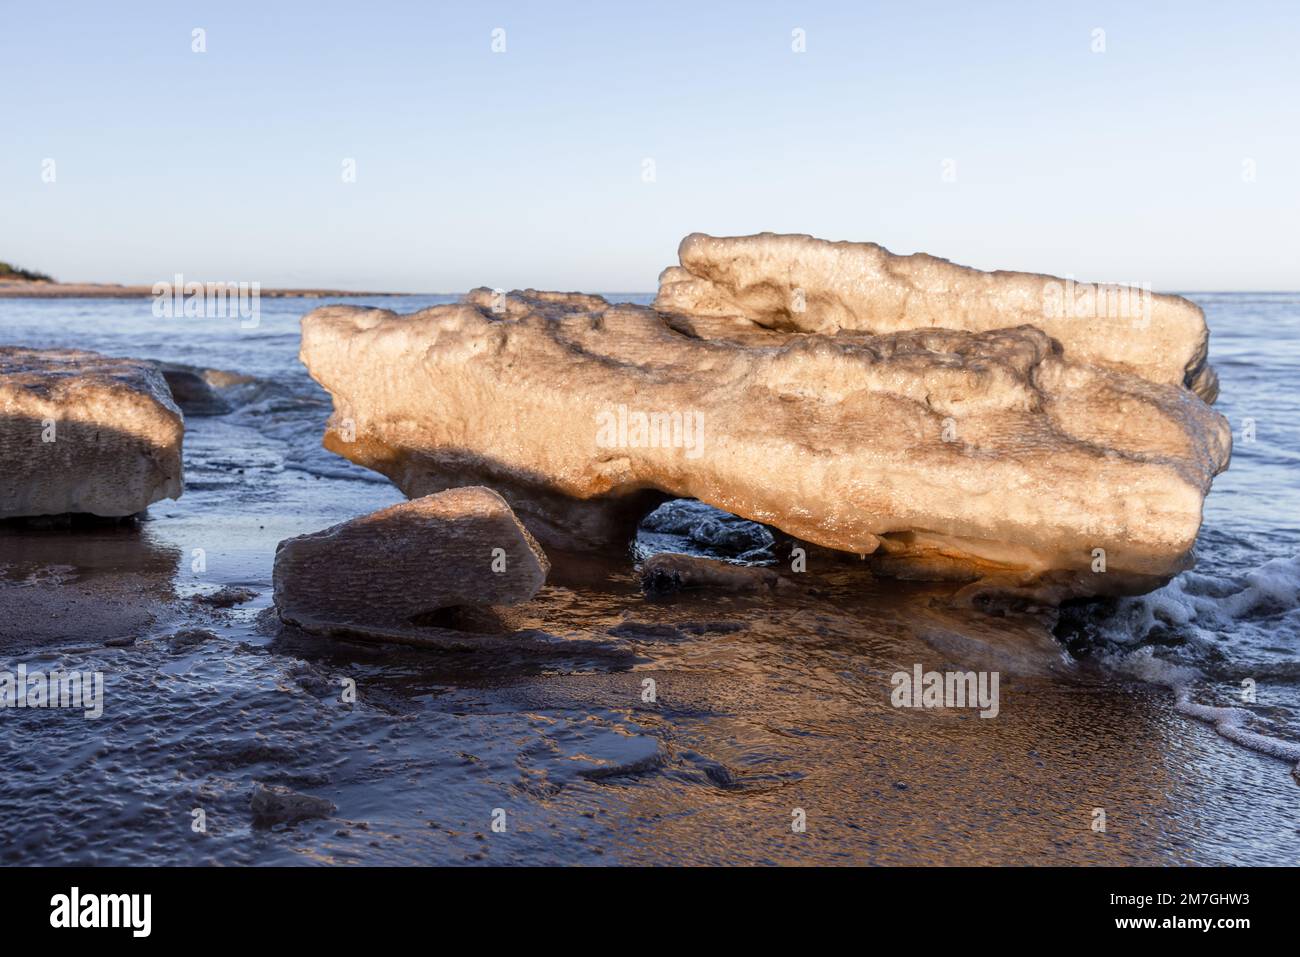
[2,409,1296,865]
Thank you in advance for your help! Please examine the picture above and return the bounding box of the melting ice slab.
[300,262,1230,603]
[656,232,1218,400]
[0,347,183,517]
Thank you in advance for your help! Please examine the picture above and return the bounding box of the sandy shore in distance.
[0,280,407,298]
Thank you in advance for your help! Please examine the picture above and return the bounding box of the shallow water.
[1,293,1297,865]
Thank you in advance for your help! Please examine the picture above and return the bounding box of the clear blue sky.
[2,0,1297,292]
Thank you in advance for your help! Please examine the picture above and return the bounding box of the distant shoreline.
[0,280,412,299]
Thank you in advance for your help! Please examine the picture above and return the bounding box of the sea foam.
[1083,554,1300,778]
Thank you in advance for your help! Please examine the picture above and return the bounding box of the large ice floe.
[0,347,184,517]
[299,234,1231,603]
[657,232,1219,400]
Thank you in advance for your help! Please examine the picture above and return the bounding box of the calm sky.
[2,0,1297,292]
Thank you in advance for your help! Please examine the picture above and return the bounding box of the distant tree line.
[0,261,53,282]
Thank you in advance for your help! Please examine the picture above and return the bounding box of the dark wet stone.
[154,362,247,416]
[190,585,258,608]
[250,784,336,827]
[639,552,789,596]
[167,627,219,652]
[638,499,775,560]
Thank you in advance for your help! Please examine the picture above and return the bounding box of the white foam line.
[1173,686,1300,780]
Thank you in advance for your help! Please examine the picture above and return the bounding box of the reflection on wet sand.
[480,569,1230,865]
[0,517,181,650]
[262,561,1296,865]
